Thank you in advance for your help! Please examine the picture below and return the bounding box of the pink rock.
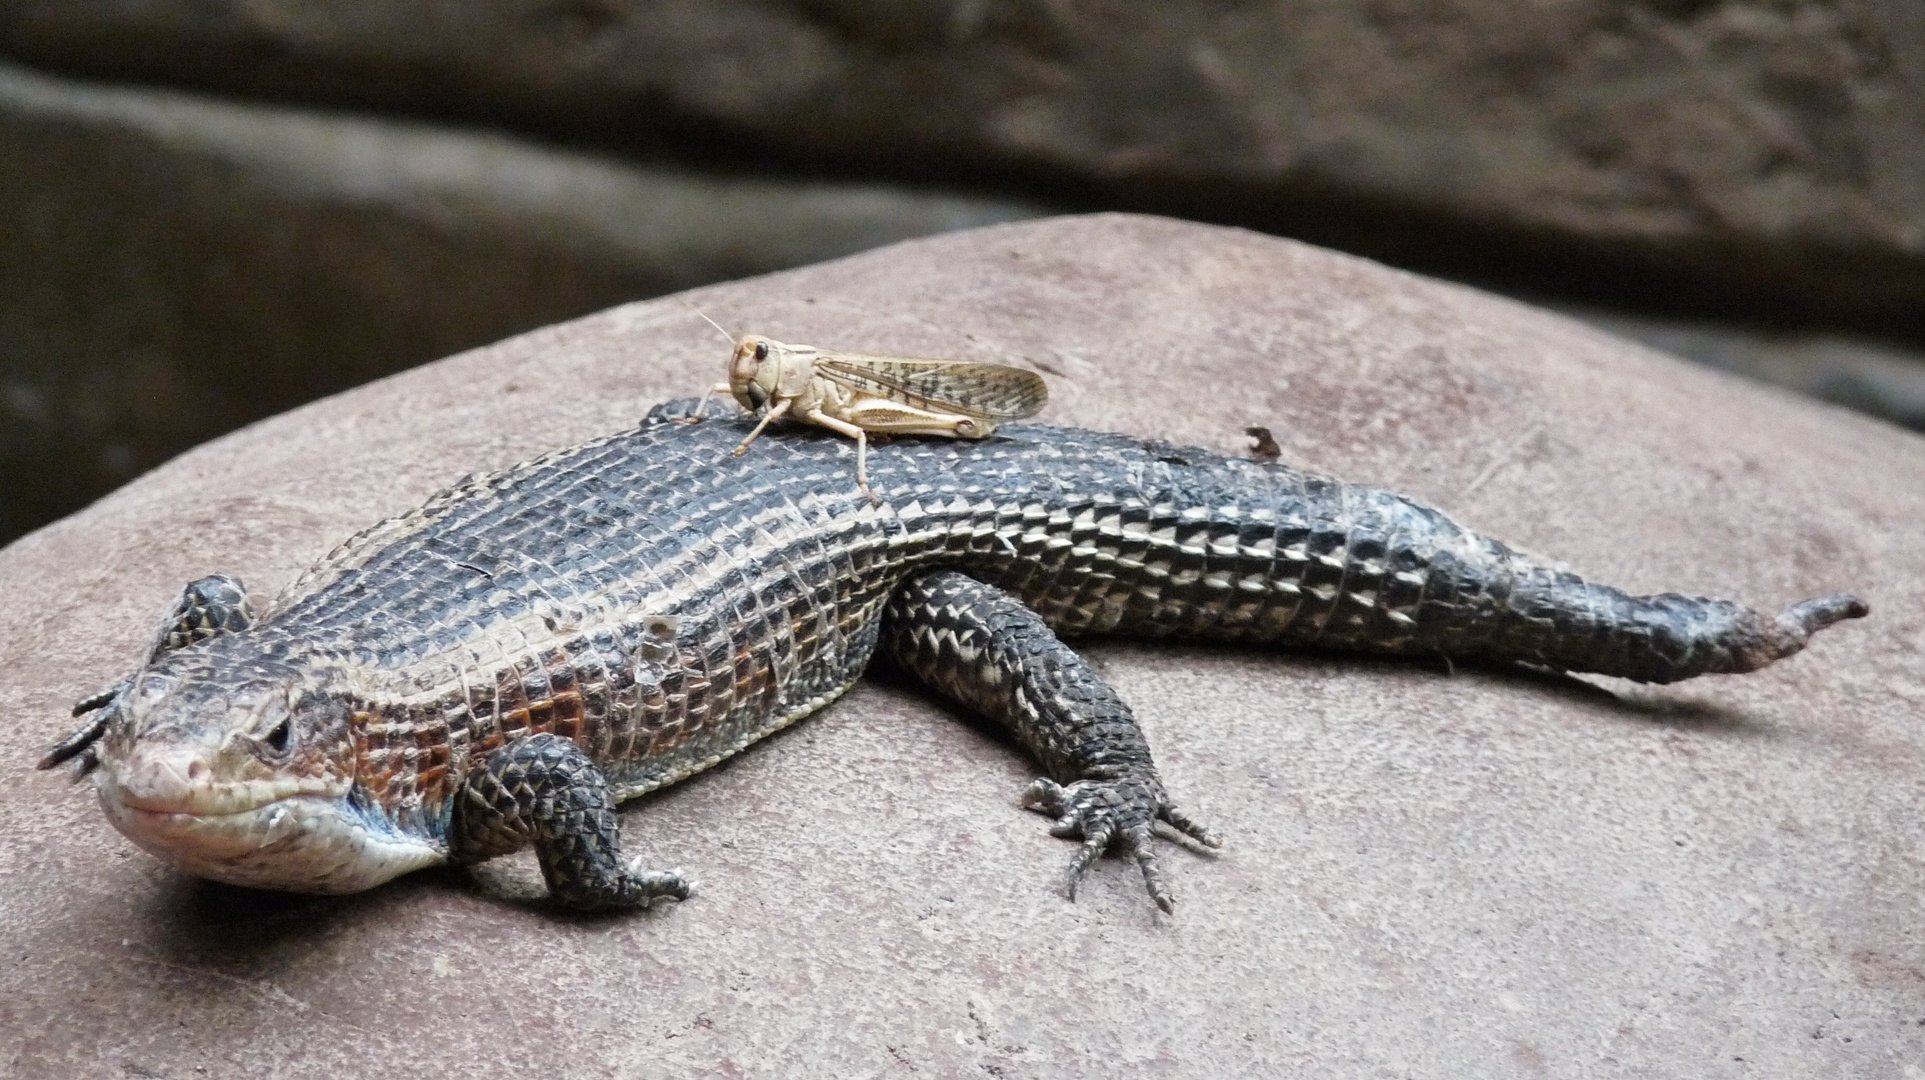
[5,216,1918,1077]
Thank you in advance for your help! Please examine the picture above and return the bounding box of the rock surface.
[0,61,1039,542]
[4,1,1925,335]
[3,215,1920,1077]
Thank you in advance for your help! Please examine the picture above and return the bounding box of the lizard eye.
[262,715,292,754]
[753,342,768,362]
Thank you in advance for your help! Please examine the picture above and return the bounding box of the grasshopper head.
[730,335,818,410]
[729,335,777,411]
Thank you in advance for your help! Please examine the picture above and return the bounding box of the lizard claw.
[1022,775,1219,914]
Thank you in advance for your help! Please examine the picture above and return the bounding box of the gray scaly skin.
[39,399,1867,913]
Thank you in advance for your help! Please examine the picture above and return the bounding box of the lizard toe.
[1159,802,1224,850]
[1021,774,1198,913]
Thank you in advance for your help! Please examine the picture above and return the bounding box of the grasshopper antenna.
[679,298,739,425]
[678,298,736,346]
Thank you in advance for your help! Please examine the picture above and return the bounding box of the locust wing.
[812,356,1048,419]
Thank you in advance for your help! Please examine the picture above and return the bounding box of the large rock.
[3,2,1924,336]
[3,216,1919,1077]
[0,61,1039,543]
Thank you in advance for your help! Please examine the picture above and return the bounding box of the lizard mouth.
[107,780,340,819]
[96,783,443,895]
[97,773,339,834]
[94,742,344,819]
[101,787,330,865]
[115,797,299,824]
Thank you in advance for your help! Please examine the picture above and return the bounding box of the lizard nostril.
[186,760,206,780]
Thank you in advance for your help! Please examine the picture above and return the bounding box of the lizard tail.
[1488,571,1868,684]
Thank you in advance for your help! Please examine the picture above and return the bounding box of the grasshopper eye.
[753,342,768,362]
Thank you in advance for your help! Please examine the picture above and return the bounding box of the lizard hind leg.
[451,733,691,912]
[40,573,257,771]
[882,569,1221,914]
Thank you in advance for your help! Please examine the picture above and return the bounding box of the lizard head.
[89,645,439,894]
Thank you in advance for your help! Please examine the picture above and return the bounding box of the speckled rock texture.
[3,215,1920,1078]
[4,1,1925,335]
[0,61,1038,543]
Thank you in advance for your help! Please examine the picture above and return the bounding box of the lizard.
[37,398,1868,914]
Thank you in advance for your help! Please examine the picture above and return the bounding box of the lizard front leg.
[882,569,1221,913]
[451,733,691,912]
[40,574,255,772]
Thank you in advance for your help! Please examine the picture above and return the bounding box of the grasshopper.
[686,313,1048,501]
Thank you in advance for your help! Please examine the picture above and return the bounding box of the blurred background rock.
[3,0,1922,542]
